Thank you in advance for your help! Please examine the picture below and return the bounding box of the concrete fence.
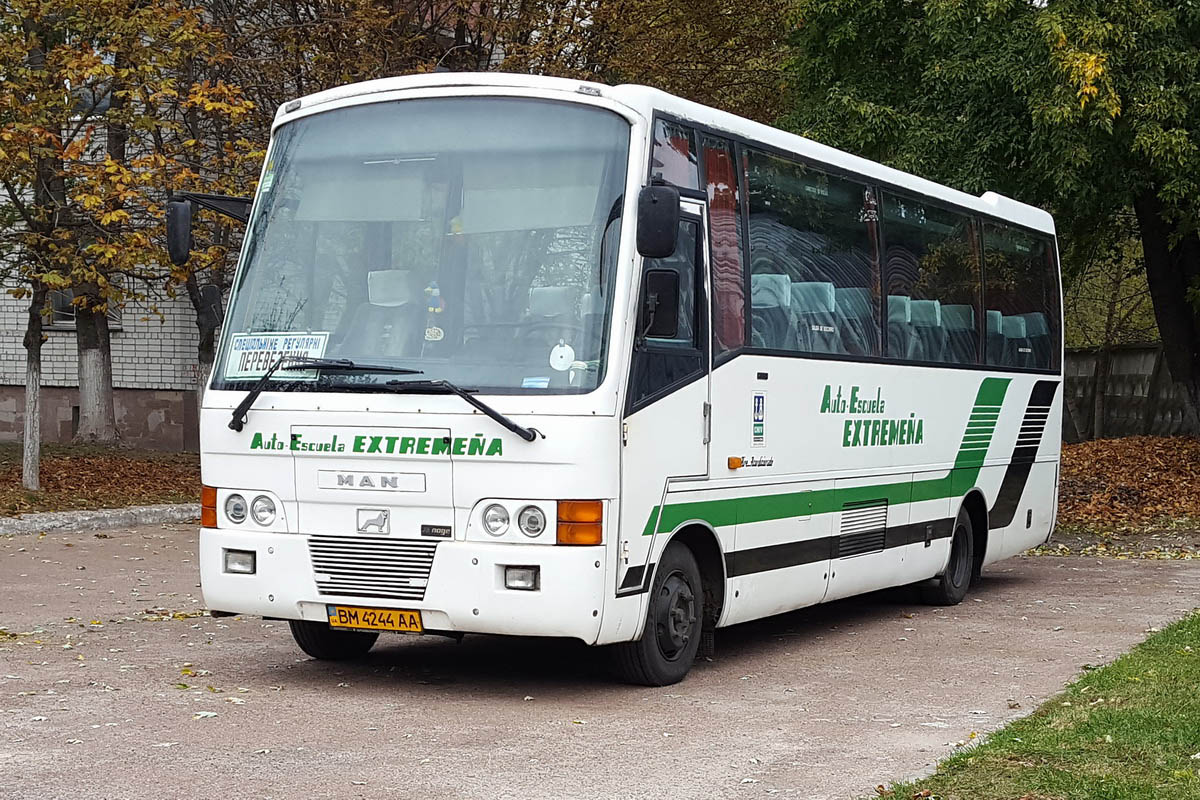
[1064,345,1199,442]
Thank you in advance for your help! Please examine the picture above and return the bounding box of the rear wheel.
[921,506,975,606]
[289,620,378,660]
[612,542,703,686]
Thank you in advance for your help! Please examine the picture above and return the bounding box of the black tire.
[289,620,378,660]
[612,542,703,686]
[921,507,975,606]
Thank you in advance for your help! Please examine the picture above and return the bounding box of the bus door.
[617,201,711,597]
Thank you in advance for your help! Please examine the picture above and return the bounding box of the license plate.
[326,605,423,633]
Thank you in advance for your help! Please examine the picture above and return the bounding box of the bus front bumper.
[199,529,607,644]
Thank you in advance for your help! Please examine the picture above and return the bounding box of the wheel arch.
[957,489,990,580]
[654,521,727,632]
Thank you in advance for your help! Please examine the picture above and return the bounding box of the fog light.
[223,548,256,574]
[504,565,539,591]
[225,494,247,524]
[251,495,276,526]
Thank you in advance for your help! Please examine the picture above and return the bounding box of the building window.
[46,289,123,330]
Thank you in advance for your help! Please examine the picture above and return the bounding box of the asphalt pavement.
[2,523,1197,800]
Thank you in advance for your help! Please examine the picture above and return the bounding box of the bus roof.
[276,72,1055,235]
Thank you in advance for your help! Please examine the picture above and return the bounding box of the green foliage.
[1063,213,1158,348]
[783,0,1200,275]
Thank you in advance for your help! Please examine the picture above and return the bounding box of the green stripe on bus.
[641,377,1012,536]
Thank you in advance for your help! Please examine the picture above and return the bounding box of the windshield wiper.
[385,379,542,442]
[228,356,423,432]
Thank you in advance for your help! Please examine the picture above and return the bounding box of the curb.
[0,503,199,536]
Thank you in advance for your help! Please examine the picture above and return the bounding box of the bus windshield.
[212,97,630,395]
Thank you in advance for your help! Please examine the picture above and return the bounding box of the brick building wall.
[0,281,203,450]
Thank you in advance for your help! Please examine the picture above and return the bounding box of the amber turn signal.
[557,500,602,545]
[727,456,743,470]
[201,485,217,529]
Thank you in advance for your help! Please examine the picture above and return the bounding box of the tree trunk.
[74,305,118,443]
[22,284,47,491]
[70,52,126,445]
[185,270,219,402]
[1133,188,1200,422]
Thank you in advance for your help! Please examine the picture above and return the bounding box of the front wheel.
[289,620,378,660]
[611,542,703,686]
[921,507,975,606]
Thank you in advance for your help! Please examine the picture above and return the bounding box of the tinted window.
[982,223,1060,370]
[881,194,980,365]
[745,149,881,356]
[650,120,699,190]
[214,97,629,394]
[702,135,746,358]
[629,219,704,407]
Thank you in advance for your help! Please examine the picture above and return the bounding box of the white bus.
[170,73,1062,686]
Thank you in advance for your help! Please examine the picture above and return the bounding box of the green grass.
[887,612,1200,800]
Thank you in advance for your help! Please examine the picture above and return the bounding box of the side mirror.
[166,199,194,266]
[636,184,680,258]
[197,284,224,327]
[640,269,680,339]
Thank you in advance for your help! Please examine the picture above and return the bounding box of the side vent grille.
[309,535,438,602]
[837,500,888,558]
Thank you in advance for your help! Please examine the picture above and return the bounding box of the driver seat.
[337,270,424,358]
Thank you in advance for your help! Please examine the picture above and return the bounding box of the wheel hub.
[655,572,697,660]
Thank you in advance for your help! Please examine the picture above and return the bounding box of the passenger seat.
[835,287,877,356]
[1002,315,1031,367]
[910,299,945,362]
[985,310,1004,365]
[750,274,793,350]
[1021,312,1051,369]
[792,281,842,354]
[941,304,977,364]
[887,295,917,359]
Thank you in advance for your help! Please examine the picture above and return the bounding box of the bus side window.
[650,119,699,190]
[982,224,1061,371]
[880,194,980,365]
[744,147,881,357]
[702,135,746,359]
[629,219,704,408]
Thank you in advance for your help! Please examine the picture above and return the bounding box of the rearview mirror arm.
[174,191,253,224]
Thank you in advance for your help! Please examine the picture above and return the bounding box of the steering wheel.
[520,322,586,342]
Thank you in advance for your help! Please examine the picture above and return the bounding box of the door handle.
[703,402,712,444]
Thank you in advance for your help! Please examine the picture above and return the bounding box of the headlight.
[225,494,247,524]
[517,505,547,538]
[482,504,509,536]
[251,495,276,526]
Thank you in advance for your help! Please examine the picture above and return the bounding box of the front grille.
[309,535,438,602]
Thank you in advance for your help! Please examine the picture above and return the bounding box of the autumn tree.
[0,0,251,482]
[497,0,791,122]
